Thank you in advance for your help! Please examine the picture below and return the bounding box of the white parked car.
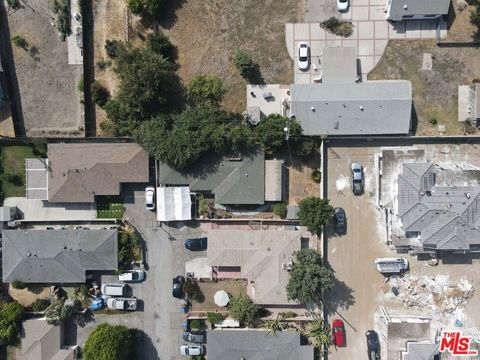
[180,345,205,356]
[297,42,309,70]
[337,0,349,12]
[145,186,155,210]
[106,297,137,311]
[118,270,145,282]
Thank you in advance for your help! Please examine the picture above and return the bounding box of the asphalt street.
[122,184,205,360]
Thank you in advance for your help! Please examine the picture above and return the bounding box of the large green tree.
[128,0,163,17]
[106,45,180,135]
[286,249,335,305]
[0,301,24,345]
[298,197,334,234]
[228,294,259,326]
[135,106,252,170]
[187,75,225,106]
[83,323,136,360]
[256,114,314,157]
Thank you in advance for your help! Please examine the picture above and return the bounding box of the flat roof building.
[386,0,450,21]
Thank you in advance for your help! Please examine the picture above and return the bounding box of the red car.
[332,319,346,347]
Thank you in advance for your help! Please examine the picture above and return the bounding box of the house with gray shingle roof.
[2,229,117,283]
[386,0,450,21]
[159,146,279,206]
[206,330,313,360]
[395,163,480,252]
[47,143,149,203]
[18,319,76,360]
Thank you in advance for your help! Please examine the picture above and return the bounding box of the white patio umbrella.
[214,290,230,307]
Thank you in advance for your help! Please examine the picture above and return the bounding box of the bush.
[0,301,24,345]
[96,60,112,70]
[91,81,110,107]
[189,319,203,330]
[56,0,71,41]
[147,31,175,61]
[30,299,50,312]
[228,294,259,326]
[11,280,26,290]
[128,0,164,17]
[207,312,226,325]
[11,35,28,50]
[321,17,353,37]
[105,39,123,58]
[279,311,297,319]
[6,0,20,9]
[470,6,480,27]
[311,169,321,183]
[83,323,136,360]
[1,302,24,322]
[183,279,204,303]
[272,203,287,219]
[118,228,141,270]
[231,51,255,79]
[77,78,84,92]
[187,75,225,106]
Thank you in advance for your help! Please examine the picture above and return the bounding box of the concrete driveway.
[287,1,447,83]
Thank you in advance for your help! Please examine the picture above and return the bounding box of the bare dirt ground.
[7,284,49,306]
[326,144,480,360]
[287,150,321,205]
[6,0,83,136]
[369,39,480,136]
[91,0,127,134]
[190,279,247,313]
[163,0,303,112]
[447,2,480,42]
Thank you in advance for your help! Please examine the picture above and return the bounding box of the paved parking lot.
[287,0,447,83]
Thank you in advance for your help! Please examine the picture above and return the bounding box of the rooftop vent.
[334,121,339,129]
[403,4,408,9]
[311,106,315,112]
[360,106,364,111]
[466,193,471,199]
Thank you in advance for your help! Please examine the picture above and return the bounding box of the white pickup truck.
[106,297,138,311]
[375,258,409,274]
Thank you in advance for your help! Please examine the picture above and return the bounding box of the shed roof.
[265,160,283,202]
[2,229,118,283]
[48,143,149,203]
[290,81,412,136]
[159,146,265,205]
[157,186,192,221]
[206,330,313,360]
[207,229,301,305]
[388,0,450,21]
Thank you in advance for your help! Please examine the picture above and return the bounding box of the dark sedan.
[184,237,207,251]
[334,207,346,234]
[366,330,381,360]
[172,275,185,298]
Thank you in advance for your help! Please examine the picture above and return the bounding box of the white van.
[101,283,127,297]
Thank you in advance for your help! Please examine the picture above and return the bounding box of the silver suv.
[351,162,363,195]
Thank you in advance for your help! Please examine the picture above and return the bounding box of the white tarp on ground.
[157,186,192,222]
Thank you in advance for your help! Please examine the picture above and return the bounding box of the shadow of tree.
[322,262,356,317]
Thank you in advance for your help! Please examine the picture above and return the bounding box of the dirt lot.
[287,150,321,205]
[163,0,303,112]
[325,144,480,360]
[91,0,126,134]
[369,39,480,136]
[447,2,480,42]
[190,279,247,313]
[6,0,83,136]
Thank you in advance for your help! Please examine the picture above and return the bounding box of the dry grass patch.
[8,284,49,307]
[369,40,480,135]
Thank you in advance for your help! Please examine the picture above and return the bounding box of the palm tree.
[264,314,287,335]
[306,317,332,349]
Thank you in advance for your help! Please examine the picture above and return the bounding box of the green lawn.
[0,145,41,201]
[96,198,125,219]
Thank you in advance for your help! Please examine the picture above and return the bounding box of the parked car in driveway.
[366,330,381,360]
[337,0,349,12]
[180,345,205,356]
[297,42,309,70]
[184,237,207,251]
[118,270,145,282]
[332,319,346,347]
[182,330,205,343]
[106,297,137,311]
[351,162,364,195]
[101,283,127,297]
[333,207,346,234]
[172,275,185,298]
[145,186,155,210]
